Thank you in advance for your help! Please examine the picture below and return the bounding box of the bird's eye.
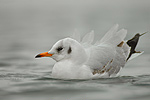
[57,47,63,52]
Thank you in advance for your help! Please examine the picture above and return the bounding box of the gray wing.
[71,24,130,76]
[86,41,130,76]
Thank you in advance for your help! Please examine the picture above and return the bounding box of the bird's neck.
[70,43,88,65]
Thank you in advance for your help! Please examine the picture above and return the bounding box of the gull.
[35,24,145,79]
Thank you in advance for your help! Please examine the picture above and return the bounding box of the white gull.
[35,24,145,79]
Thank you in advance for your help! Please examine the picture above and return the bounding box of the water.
[0,0,150,100]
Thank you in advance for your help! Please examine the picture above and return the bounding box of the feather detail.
[81,30,95,45]
[99,24,119,43]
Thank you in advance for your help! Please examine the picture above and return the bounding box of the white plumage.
[36,24,143,79]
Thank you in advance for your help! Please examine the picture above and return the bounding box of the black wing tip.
[126,32,146,61]
[139,31,148,36]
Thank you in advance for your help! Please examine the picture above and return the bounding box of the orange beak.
[35,52,53,58]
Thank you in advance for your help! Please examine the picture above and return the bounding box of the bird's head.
[35,38,87,64]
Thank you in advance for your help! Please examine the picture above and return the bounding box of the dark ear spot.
[68,46,72,54]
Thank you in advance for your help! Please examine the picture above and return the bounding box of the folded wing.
[83,24,129,76]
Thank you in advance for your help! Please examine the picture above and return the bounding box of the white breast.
[51,60,93,79]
